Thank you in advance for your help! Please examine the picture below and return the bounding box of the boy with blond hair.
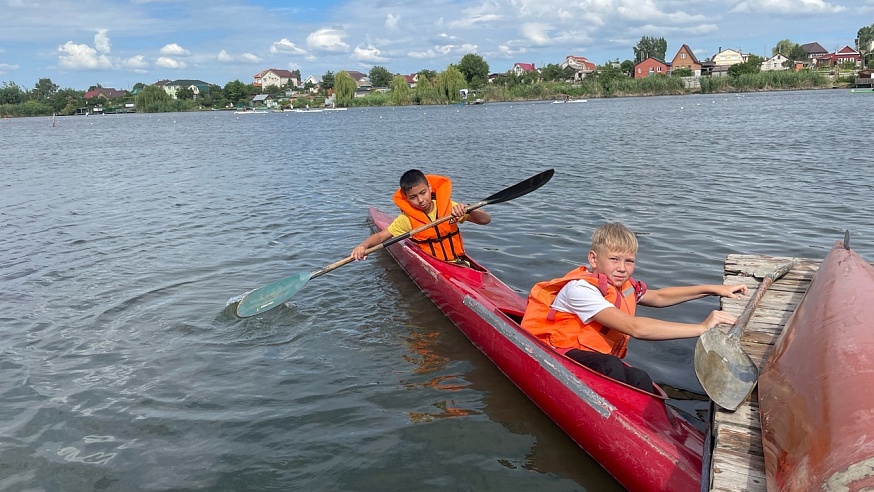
[522,222,747,392]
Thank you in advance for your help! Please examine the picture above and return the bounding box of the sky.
[1,0,871,91]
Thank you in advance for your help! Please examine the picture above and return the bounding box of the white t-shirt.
[551,279,614,323]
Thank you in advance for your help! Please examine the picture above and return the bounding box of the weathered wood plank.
[706,255,822,492]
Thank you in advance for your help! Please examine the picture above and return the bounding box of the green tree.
[773,39,796,56]
[633,36,668,63]
[728,54,763,77]
[858,23,874,68]
[0,81,24,104]
[176,86,195,100]
[390,75,412,105]
[32,78,59,101]
[457,53,489,87]
[334,70,356,106]
[436,65,466,103]
[223,80,250,105]
[369,66,393,88]
[620,59,635,75]
[135,85,171,111]
[417,69,437,82]
[321,71,335,90]
[540,63,566,81]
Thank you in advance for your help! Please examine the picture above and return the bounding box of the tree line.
[3,22,872,117]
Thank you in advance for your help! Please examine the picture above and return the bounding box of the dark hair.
[399,169,428,192]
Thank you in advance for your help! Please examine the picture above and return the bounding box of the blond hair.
[591,223,638,254]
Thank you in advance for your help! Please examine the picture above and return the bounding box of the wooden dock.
[703,254,822,492]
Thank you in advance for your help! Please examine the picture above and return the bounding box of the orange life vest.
[392,175,465,262]
[521,266,647,358]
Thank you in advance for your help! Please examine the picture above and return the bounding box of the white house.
[761,54,789,71]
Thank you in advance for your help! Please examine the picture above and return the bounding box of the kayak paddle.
[693,259,796,411]
[234,168,555,318]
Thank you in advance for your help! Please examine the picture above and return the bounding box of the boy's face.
[588,247,636,288]
[404,182,433,212]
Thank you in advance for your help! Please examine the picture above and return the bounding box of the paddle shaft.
[310,199,489,279]
[726,260,796,340]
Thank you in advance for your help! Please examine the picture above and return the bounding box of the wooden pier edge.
[702,254,822,492]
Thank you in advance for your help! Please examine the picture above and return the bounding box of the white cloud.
[270,38,307,55]
[155,56,186,69]
[731,0,846,14]
[94,29,111,53]
[352,44,388,62]
[217,50,262,63]
[306,28,350,52]
[520,23,552,45]
[159,43,190,56]
[385,13,400,29]
[58,41,113,70]
[0,63,20,73]
[408,43,478,59]
[123,55,148,70]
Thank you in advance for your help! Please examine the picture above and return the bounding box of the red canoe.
[369,207,704,491]
[759,240,874,491]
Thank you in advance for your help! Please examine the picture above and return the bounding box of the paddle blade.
[236,272,311,317]
[482,168,554,206]
[694,331,759,411]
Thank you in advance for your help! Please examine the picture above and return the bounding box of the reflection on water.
[2,90,873,490]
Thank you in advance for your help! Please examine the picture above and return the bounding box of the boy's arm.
[351,229,393,260]
[638,283,748,308]
[592,306,739,341]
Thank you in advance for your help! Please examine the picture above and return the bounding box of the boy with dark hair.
[352,170,490,262]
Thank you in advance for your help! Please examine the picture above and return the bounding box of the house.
[403,74,417,88]
[712,48,744,66]
[250,93,277,108]
[671,45,701,75]
[488,72,508,84]
[633,57,669,79]
[162,79,210,99]
[511,62,537,76]
[801,42,828,65]
[560,56,596,81]
[254,69,297,90]
[83,88,128,100]
[344,71,372,90]
[761,53,790,71]
[855,68,874,87]
[303,75,322,93]
[816,46,861,67]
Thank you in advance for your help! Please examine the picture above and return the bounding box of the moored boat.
[369,207,704,491]
[758,239,874,491]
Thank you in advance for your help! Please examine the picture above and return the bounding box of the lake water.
[2,90,872,491]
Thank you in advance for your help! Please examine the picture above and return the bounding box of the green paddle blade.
[236,272,312,317]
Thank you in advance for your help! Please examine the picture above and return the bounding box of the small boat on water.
[368,207,704,491]
[552,99,587,103]
[234,109,268,114]
[758,238,874,492]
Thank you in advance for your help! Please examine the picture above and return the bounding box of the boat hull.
[369,207,703,491]
[759,241,874,491]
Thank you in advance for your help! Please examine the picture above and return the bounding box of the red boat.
[369,207,704,491]
[758,240,874,491]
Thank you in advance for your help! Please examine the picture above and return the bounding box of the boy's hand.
[714,283,748,298]
[450,203,467,219]
[351,244,368,261]
[702,310,738,330]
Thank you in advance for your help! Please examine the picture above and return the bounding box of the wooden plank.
[706,255,822,492]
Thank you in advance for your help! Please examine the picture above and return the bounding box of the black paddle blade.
[482,168,554,206]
